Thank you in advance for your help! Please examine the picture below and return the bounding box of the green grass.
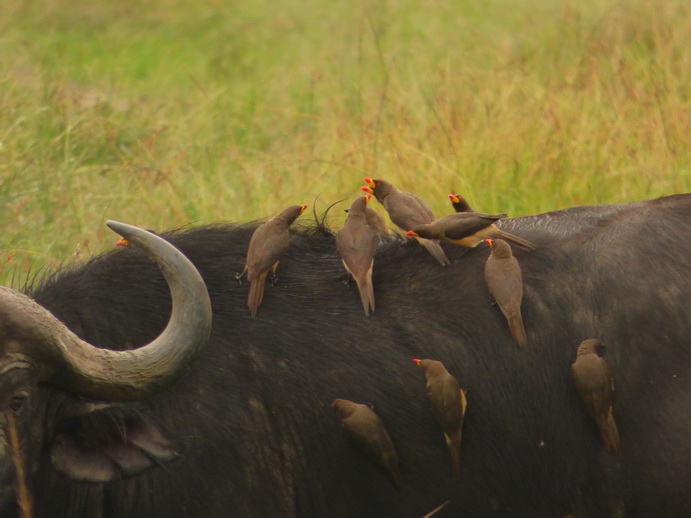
[1,0,689,284]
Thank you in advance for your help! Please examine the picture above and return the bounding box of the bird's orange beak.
[115,239,129,247]
[364,177,376,188]
[364,193,371,203]
[406,231,418,237]
[448,194,461,203]
[361,186,374,195]
[299,204,308,214]
[412,358,423,367]
[484,238,493,247]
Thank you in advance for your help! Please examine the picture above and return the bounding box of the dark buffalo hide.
[7,194,691,517]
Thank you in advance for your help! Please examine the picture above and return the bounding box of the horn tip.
[106,220,137,240]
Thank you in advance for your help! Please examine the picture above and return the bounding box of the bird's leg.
[269,262,280,286]
[338,260,352,286]
[235,266,247,285]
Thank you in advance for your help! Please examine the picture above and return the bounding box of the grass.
[1,0,689,284]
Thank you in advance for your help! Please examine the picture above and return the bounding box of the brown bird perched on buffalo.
[330,399,403,488]
[484,238,528,349]
[570,339,620,452]
[336,195,378,316]
[408,211,536,251]
[361,177,450,266]
[344,204,390,238]
[237,204,307,317]
[448,193,474,213]
[413,358,467,480]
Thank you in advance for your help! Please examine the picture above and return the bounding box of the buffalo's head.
[0,221,212,512]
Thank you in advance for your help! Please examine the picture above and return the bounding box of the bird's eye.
[9,393,29,416]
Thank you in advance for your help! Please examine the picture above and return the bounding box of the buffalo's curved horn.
[0,221,212,402]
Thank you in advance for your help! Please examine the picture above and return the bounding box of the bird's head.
[362,177,386,196]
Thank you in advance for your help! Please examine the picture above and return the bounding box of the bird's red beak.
[484,238,493,247]
[412,358,423,367]
[299,204,308,214]
[364,177,376,188]
[364,193,371,203]
[361,186,374,195]
[448,194,461,203]
[115,239,129,247]
[406,231,418,237]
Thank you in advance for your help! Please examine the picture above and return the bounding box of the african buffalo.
[1,194,690,517]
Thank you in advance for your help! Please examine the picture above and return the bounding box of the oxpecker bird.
[448,193,474,213]
[344,205,390,238]
[330,399,403,487]
[362,206,390,238]
[361,178,450,266]
[408,212,536,251]
[570,339,620,452]
[413,358,467,480]
[484,238,528,349]
[238,204,307,317]
[336,195,378,316]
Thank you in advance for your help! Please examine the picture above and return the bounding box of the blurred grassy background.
[1,0,689,283]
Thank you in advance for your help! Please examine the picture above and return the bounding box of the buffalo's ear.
[50,402,181,483]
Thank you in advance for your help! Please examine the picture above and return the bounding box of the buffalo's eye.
[8,393,29,416]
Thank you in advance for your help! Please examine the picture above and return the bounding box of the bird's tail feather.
[248,272,267,317]
[601,410,621,453]
[507,313,528,349]
[389,465,404,489]
[356,265,376,316]
[445,434,462,480]
[495,229,537,251]
[417,238,451,266]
